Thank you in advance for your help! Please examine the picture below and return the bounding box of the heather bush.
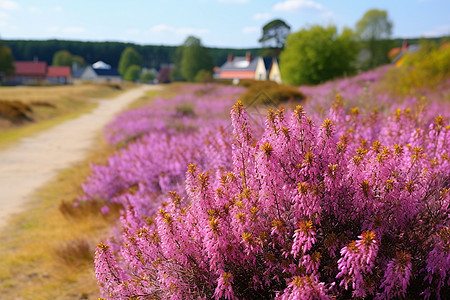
[81,85,245,219]
[240,80,305,106]
[93,99,449,299]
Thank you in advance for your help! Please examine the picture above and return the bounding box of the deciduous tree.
[180,36,214,82]
[280,25,358,85]
[0,43,15,78]
[52,50,85,68]
[356,9,393,68]
[140,70,156,83]
[259,19,291,58]
[118,47,142,76]
[259,19,291,49]
[123,64,141,82]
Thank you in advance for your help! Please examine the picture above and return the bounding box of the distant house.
[5,61,47,85]
[73,61,122,83]
[2,61,73,85]
[215,52,282,83]
[392,41,420,67]
[93,68,122,83]
[46,66,71,84]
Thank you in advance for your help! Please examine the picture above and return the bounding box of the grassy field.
[0,83,127,150]
[0,84,170,300]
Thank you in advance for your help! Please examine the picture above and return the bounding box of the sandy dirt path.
[0,85,157,229]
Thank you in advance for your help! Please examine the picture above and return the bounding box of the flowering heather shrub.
[94,99,449,299]
[81,85,245,218]
[300,66,450,124]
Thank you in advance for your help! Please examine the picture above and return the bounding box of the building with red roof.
[5,61,47,85]
[46,66,72,84]
[214,52,282,84]
[3,61,72,85]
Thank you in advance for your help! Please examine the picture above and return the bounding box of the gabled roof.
[94,68,121,77]
[263,57,275,71]
[392,44,420,64]
[14,61,47,76]
[47,66,71,77]
[72,67,87,78]
[220,57,259,72]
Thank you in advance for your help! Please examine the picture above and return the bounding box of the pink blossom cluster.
[80,85,245,218]
[300,66,450,126]
[92,97,450,299]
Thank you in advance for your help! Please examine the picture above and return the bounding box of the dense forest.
[2,39,260,70]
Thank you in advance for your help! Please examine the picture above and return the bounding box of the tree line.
[1,39,258,70]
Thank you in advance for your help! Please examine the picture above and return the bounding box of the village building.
[215,52,282,84]
[4,61,47,85]
[46,66,72,84]
[72,61,122,83]
[2,61,72,85]
[392,41,420,67]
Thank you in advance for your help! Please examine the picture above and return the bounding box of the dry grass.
[0,83,126,149]
[0,136,118,300]
[0,84,168,299]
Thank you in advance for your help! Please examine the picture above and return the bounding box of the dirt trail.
[0,85,157,228]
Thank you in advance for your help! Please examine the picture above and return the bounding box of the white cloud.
[150,24,209,36]
[421,24,450,37]
[253,12,272,21]
[0,0,19,10]
[218,0,248,3]
[62,26,86,34]
[273,0,323,12]
[242,26,259,34]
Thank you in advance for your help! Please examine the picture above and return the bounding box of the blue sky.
[0,0,449,48]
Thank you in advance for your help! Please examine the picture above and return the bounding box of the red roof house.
[14,61,47,77]
[5,61,47,85]
[214,52,282,83]
[46,66,71,84]
[4,62,72,85]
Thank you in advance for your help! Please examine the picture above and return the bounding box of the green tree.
[259,19,291,48]
[194,69,212,83]
[118,47,142,76]
[170,43,185,82]
[259,19,291,57]
[180,36,214,82]
[140,70,156,83]
[123,65,141,82]
[356,9,393,68]
[52,50,72,66]
[52,50,85,68]
[280,25,358,85]
[0,43,15,78]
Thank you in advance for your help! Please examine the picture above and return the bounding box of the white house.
[215,52,282,83]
